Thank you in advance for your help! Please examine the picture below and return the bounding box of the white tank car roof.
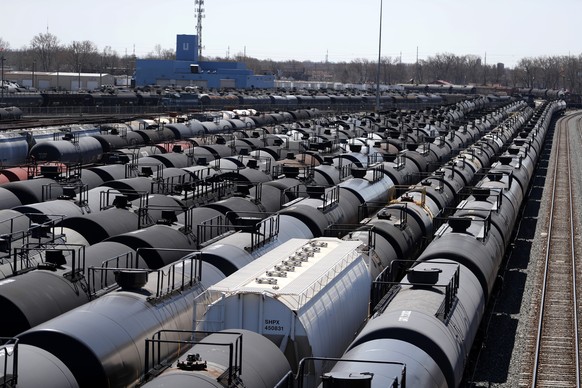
[207,237,363,310]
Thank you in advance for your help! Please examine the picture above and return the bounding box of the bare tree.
[416,60,427,84]
[427,53,457,82]
[345,59,372,84]
[536,56,562,89]
[333,62,351,84]
[7,34,582,92]
[564,55,581,93]
[465,55,482,84]
[238,55,264,76]
[515,58,540,88]
[68,40,97,73]
[144,44,175,60]
[101,46,120,75]
[30,32,60,71]
[0,37,9,51]
[379,56,396,84]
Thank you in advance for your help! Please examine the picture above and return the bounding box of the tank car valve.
[177,353,207,371]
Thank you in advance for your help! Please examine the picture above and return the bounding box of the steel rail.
[531,112,580,387]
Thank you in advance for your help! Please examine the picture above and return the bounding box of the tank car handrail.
[142,330,243,387]
[180,178,236,207]
[394,151,407,171]
[273,164,312,181]
[150,174,187,197]
[247,153,273,175]
[371,258,462,319]
[87,250,136,296]
[23,212,66,239]
[106,189,153,228]
[0,337,19,387]
[367,152,386,165]
[99,188,149,211]
[249,214,280,253]
[136,163,164,180]
[473,184,504,209]
[0,213,32,255]
[87,265,148,298]
[325,222,378,249]
[429,170,447,193]
[13,243,86,280]
[279,183,306,208]
[134,249,203,299]
[219,211,281,253]
[369,166,384,183]
[377,201,410,230]
[196,214,231,249]
[320,186,340,213]
[434,212,492,241]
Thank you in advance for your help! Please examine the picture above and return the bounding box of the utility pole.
[416,46,419,83]
[483,51,487,86]
[32,60,36,90]
[195,0,205,59]
[375,0,383,112]
[1,55,5,103]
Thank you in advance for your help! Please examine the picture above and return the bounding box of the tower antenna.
[195,0,205,59]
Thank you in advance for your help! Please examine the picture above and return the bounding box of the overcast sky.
[2,0,580,67]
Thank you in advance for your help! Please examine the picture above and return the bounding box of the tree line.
[1,33,580,93]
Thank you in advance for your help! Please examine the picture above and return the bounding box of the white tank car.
[194,237,372,380]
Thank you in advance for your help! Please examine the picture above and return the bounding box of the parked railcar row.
[135,99,536,388]
[0,87,500,122]
[0,108,323,166]
[0,96,516,290]
[0,98,497,216]
[150,99,557,388]
[314,100,566,387]
[0,91,167,109]
[0,97,500,335]
[399,83,483,95]
[0,106,23,121]
[399,83,568,102]
[0,98,533,386]
[1,94,502,168]
[513,87,567,100]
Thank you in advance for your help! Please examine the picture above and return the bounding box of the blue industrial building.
[134,35,275,89]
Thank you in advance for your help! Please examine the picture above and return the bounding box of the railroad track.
[520,111,581,387]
